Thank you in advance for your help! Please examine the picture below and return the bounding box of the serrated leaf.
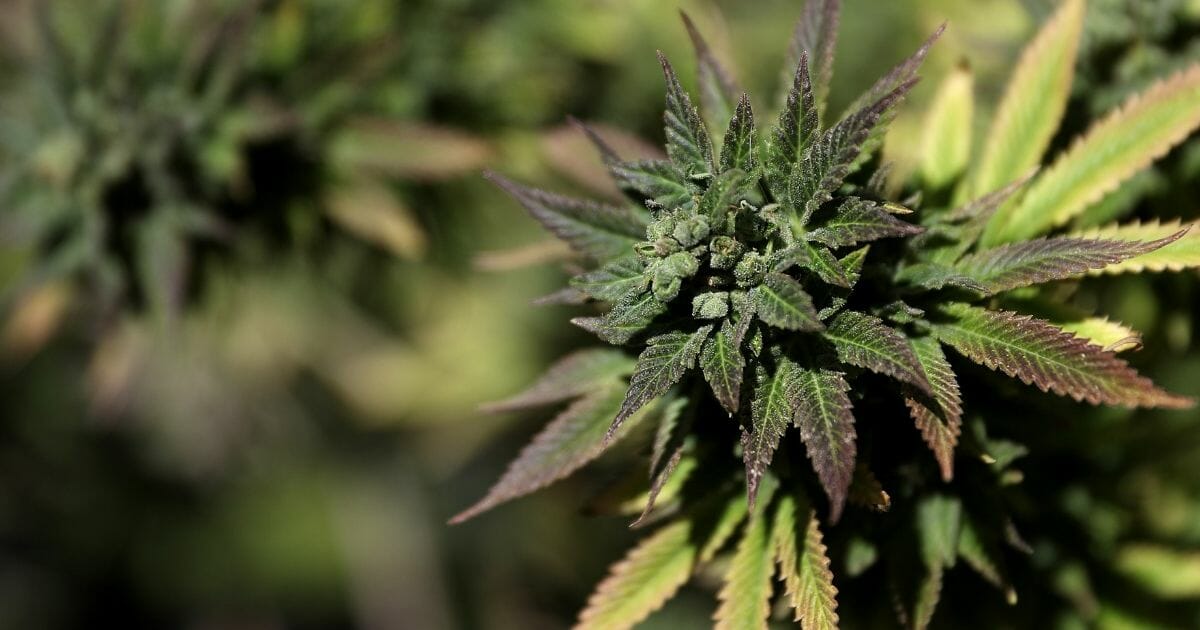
[699,169,752,224]
[487,173,645,261]
[904,337,962,482]
[1056,317,1143,353]
[920,62,974,189]
[824,310,933,394]
[1070,219,1200,274]
[911,565,944,630]
[781,0,839,116]
[799,241,852,288]
[744,357,801,507]
[985,63,1200,244]
[714,505,774,630]
[894,262,988,294]
[610,159,695,210]
[571,256,647,303]
[790,80,916,224]
[577,291,668,345]
[700,495,751,564]
[682,12,739,143]
[952,234,1181,295]
[795,366,856,522]
[576,519,696,630]
[659,52,716,178]
[769,53,819,200]
[934,303,1193,408]
[917,494,962,570]
[721,94,758,173]
[481,349,635,413]
[807,197,923,248]
[957,514,1013,600]
[451,384,634,524]
[921,172,1037,265]
[634,396,692,526]
[756,273,824,332]
[773,494,840,628]
[609,326,713,438]
[702,319,746,415]
[969,0,1083,203]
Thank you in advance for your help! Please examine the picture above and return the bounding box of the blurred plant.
[458,0,1200,627]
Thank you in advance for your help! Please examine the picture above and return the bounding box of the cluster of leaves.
[458,0,1200,627]
[0,0,433,328]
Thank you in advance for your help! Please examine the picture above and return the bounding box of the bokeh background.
[0,0,1197,628]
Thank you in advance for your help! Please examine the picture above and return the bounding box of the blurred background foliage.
[0,0,1196,628]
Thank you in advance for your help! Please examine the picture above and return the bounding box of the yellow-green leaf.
[1115,544,1200,600]
[920,63,974,189]
[576,520,696,630]
[714,510,774,630]
[772,494,839,629]
[1056,317,1143,353]
[968,0,1083,204]
[986,65,1200,244]
[1070,219,1200,274]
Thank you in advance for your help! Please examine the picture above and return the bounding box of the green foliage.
[460,1,1199,627]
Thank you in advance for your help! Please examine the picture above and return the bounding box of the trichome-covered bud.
[673,216,711,248]
[709,235,746,270]
[692,291,730,319]
[734,251,766,288]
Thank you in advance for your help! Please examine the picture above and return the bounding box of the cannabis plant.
[456,0,1200,627]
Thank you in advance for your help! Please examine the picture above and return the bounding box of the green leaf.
[700,495,751,564]
[799,241,852,288]
[701,319,746,415]
[574,291,667,345]
[790,79,916,224]
[807,197,923,248]
[681,11,739,144]
[920,172,1037,265]
[1070,219,1200,274]
[721,94,758,173]
[781,0,840,116]
[481,349,635,413]
[714,505,774,630]
[957,514,1015,602]
[609,326,713,438]
[894,262,988,294]
[769,52,819,201]
[824,310,933,395]
[1056,317,1143,353]
[755,272,824,331]
[917,494,962,570]
[920,62,974,189]
[911,565,944,630]
[904,337,962,482]
[933,303,1193,408]
[576,519,697,630]
[952,234,1182,295]
[773,494,840,629]
[744,358,801,507]
[795,366,856,521]
[659,52,716,178]
[571,256,646,303]
[487,172,645,261]
[985,63,1200,244]
[610,160,695,211]
[1115,544,1200,600]
[968,0,1083,203]
[451,384,634,523]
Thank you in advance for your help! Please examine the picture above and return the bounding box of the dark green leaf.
[768,52,819,200]
[795,366,856,521]
[807,197,924,248]
[658,52,716,178]
[755,273,824,332]
[721,94,759,173]
[782,0,840,115]
[824,310,933,394]
[611,159,695,211]
[744,358,802,507]
[571,256,647,303]
[702,319,746,415]
[799,241,851,288]
[574,291,668,345]
[609,326,713,438]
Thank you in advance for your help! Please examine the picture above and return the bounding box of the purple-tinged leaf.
[451,384,633,524]
[575,291,667,345]
[807,197,924,248]
[634,396,692,527]
[794,366,856,522]
[952,233,1184,295]
[920,170,1038,265]
[755,273,825,332]
[790,79,917,225]
[487,172,645,261]
[681,11,740,140]
[531,287,590,306]
[781,0,840,115]
[611,159,696,211]
[481,349,635,413]
[702,319,747,415]
[721,94,759,173]
[904,337,962,482]
[658,52,716,177]
[744,358,802,508]
[609,326,713,439]
[768,52,819,201]
[934,303,1194,408]
[824,310,933,395]
[571,256,647,303]
[895,262,988,294]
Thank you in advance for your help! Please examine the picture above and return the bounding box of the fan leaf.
[969,0,1083,203]
[721,94,759,173]
[576,519,697,630]
[781,0,840,115]
[681,12,739,143]
[773,494,840,628]
[659,52,716,178]
[714,505,774,630]
[1070,219,1200,274]
[571,256,647,303]
[933,303,1193,409]
[769,53,819,200]
[609,326,713,438]
[701,319,746,415]
[807,197,924,248]
[744,357,802,508]
[611,159,696,211]
[795,366,856,522]
[756,272,825,332]
[1056,317,1143,353]
[904,336,963,482]
[985,63,1200,244]
[481,349,635,413]
[824,310,933,395]
[487,173,645,261]
[920,62,974,189]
